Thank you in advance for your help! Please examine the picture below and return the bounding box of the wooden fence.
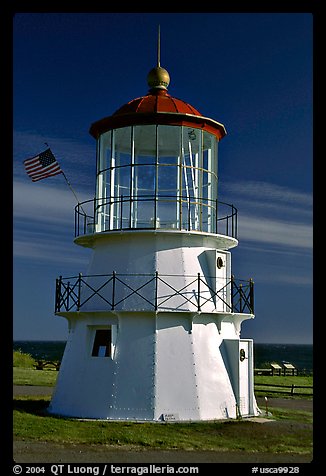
[254,382,313,396]
[34,360,61,371]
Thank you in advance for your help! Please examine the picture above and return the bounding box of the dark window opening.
[92,329,111,357]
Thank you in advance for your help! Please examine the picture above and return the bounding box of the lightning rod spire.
[157,25,161,67]
[147,25,170,91]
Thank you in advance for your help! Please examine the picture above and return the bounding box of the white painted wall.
[78,231,235,313]
[50,230,258,421]
[50,310,259,420]
[154,314,199,420]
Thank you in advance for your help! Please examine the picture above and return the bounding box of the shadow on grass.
[14,398,50,416]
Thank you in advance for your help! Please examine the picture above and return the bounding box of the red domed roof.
[113,89,202,116]
[89,87,226,140]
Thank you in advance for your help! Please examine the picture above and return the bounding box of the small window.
[92,329,111,357]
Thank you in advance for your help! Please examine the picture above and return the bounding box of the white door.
[239,340,250,416]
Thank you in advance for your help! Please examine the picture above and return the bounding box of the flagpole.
[25,144,88,218]
[60,170,87,216]
[61,170,81,206]
[42,143,87,216]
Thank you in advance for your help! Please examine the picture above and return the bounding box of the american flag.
[23,148,63,182]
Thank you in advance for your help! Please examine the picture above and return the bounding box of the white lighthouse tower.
[49,53,260,421]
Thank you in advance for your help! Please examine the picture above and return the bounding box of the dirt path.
[13,440,312,463]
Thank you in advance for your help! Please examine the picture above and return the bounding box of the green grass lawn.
[13,352,313,455]
[254,375,313,397]
[13,396,312,454]
[13,367,58,386]
[13,350,58,386]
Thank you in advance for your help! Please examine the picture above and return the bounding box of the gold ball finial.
[147,66,170,90]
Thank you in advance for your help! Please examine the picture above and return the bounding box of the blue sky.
[13,12,313,343]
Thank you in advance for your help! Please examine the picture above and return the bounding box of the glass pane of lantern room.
[134,164,156,227]
[202,131,218,233]
[157,125,180,229]
[111,127,132,229]
[134,125,156,165]
[182,127,202,231]
[133,125,157,227]
[96,130,111,232]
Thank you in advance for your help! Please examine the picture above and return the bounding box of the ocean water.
[13,340,313,373]
[13,341,67,362]
[254,343,313,373]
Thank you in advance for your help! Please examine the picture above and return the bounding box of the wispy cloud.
[14,234,89,266]
[221,179,312,208]
[13,177,90,264]
[13,178,90,224]
[276,274,313,286]
[220,179,312,251]
[238,214,312,250]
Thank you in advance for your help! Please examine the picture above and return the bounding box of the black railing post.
[55,276,62,312]
[249,278,254,313]
[93,197,96,232]
[55,278,58,312]
[112,271,116,310]
[231,205,234,237]
[188,196,191,231]
[215,198,218,234]
[239,283,243,313]
[77,273,82,311]
[231,275,234,312]
[66,281,70,311]
[197,273,201,311]
[155,271,158,311]
[77,205,80,237]
[120,195,123,230]
[74,207,77,238]
[84,206,87,235]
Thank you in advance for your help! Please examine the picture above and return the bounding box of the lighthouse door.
[220,338,254,417]
[239,340,251,416]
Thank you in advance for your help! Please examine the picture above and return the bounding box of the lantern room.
[84,66,230,236]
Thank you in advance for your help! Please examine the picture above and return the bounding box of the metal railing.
[55,272,254,315]
[74,195,238,239]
